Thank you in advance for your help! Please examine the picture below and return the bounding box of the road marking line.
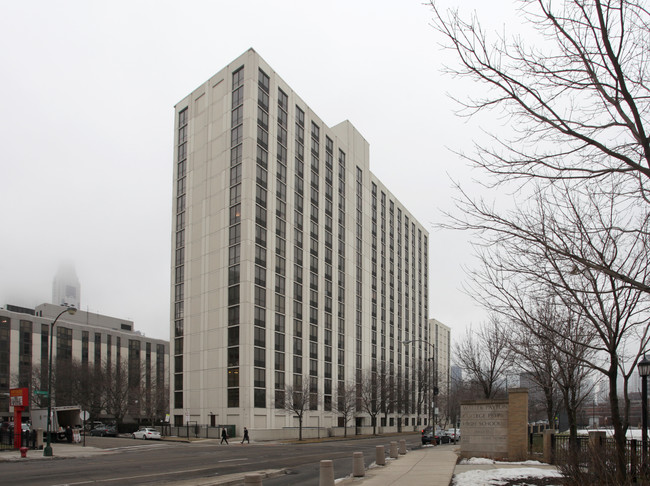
[50,466,224,486]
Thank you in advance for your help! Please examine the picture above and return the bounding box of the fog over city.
[0,0,517,341]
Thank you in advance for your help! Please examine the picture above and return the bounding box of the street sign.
[80,410,89,421]
[10,388,29,407]
[35,390,49,396]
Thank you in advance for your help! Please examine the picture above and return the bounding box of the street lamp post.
[43,306,77,457]
[639,354,650,472]
[402,339,436,431]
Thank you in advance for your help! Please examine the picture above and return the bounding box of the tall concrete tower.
[169,49,431,431]
[52,262,80,308]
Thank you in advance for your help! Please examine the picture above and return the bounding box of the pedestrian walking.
[241,427,250,444]
[220,427,229,444]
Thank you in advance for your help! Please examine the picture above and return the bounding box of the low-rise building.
[0,303,169,424]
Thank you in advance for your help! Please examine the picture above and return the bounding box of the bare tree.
[462,184,650,479]
[334,381,357,437]
[432,0,650,297]
[454,316,513,399]
[284,375,313,441]
[430,1,650,189]
[508,303,562,427]
[104,360,130,428]
[140,363,168,427]
[359,369,393,435]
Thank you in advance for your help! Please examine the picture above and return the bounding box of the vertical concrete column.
[543,429,556,465]
[589,429,606,468]
[376,445,386,466]
[507,388,529,461]
[244,474,262,486]
[399,439,406,455]
[588,430,606,449]
[389,441,398,459]
[353,452,365,477]
[319,460,334,486]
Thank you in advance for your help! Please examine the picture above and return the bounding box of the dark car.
[90,425,117,437]
[421,426,451,445]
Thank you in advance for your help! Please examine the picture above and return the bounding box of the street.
[0,432,427,485]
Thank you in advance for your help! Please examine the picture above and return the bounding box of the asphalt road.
[0,432,425,485]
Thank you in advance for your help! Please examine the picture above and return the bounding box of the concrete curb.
[160,469,287,485]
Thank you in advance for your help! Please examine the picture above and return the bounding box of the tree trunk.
[608,367,627,483]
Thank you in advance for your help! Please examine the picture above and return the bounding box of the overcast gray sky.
[0,0,516,341]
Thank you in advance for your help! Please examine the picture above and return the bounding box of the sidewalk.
[0,443,108,461]
[339,445,458,486]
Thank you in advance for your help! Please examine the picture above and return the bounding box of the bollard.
[353,451,365,477]
[376,445,386,466]
[399,439,406,455]
[390,441,398,459]
[244,474,262,486]
[319,459,334,486]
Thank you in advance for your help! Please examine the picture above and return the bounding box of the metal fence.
[0,429,38,451]
[550,433,650,480]
[529,432,544,455]
[160,424,236,440]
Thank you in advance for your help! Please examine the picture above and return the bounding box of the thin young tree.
[334,381,357,437]
[454,315,513,399]
[359,369,393,435]
[284,375,313,441]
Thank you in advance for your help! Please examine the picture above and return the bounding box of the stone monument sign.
[460,388,529,461]
[461,400,509,458]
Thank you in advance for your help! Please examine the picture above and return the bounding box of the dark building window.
[18,320,32,387]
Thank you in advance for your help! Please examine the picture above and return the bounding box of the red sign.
[10,388,29,408]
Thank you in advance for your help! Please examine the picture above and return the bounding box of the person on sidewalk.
[220,427,229,444]
[241,427,250,444]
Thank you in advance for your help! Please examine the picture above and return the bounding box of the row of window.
[173,103,189,410]
[226,66,247,409]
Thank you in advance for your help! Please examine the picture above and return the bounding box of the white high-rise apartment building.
[170,49,430,434]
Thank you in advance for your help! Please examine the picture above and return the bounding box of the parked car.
[132,428,161,440]
[90,425,117,437]
[445,428,460,441]
[422,426,452,445]
[85,421,104,431]
[421,426,434,445]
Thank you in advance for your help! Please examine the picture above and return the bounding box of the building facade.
[429,318,451,425]
[171,49,430,432]
[52,262,81,309]
[0,303,169,422]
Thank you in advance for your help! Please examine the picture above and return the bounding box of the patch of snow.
[460,457,497,465]
[459,458,548,466]
[453,467,563,486]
